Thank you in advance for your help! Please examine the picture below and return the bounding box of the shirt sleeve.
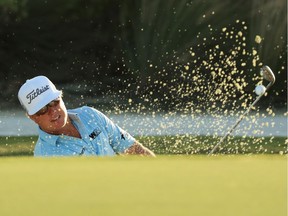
[34,141,42,156]
[89,107,136,153]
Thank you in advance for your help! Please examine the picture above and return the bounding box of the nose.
[47,105,58,115]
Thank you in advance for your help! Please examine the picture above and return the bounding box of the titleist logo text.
[26,85,50,104]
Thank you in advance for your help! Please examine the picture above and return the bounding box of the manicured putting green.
[0,155,286,216]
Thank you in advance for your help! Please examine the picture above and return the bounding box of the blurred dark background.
[0,0,286,113]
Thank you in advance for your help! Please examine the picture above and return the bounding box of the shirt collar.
[38,128,59,146]
[68,111,81,122]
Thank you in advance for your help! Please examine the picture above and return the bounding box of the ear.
[28,114,38,122]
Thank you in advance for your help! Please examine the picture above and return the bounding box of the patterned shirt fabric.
[34,106,135,157]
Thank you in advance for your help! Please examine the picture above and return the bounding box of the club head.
[260,65,275,84]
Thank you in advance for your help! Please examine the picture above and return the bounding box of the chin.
[56,115,68,128]
[48,115,67,132]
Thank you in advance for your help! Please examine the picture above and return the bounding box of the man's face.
[29,98,68,134]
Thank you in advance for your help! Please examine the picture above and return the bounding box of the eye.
[50,99,60,107]
[35,98,60,116]
[36,106,48,116]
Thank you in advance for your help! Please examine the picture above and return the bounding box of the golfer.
[18,76,155,157]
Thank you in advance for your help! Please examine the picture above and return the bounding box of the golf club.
[209,65,276,155]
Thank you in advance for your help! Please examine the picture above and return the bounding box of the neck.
[61,118,81,138]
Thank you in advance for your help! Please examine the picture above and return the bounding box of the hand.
[124,141,156,157]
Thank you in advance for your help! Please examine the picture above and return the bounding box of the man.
[18,76,155,157]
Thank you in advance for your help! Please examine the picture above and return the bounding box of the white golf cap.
[18,76,62,115]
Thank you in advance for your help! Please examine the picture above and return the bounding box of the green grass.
[0,155,286,216]
[0,135,286,157]
[0,136,36,156]
[140,135,287,155]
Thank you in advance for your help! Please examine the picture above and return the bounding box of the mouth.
[51,115,60,122]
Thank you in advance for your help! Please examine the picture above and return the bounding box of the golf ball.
[255,85,266,95]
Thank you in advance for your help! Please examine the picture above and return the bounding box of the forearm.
[124,141,156,157]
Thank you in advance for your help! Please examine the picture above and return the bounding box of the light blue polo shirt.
[34,106,135,157]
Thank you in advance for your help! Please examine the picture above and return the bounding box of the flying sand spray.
[209,65,276,155]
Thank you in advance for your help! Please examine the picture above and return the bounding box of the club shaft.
[209,66,275,155]
[208,91,264,155]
